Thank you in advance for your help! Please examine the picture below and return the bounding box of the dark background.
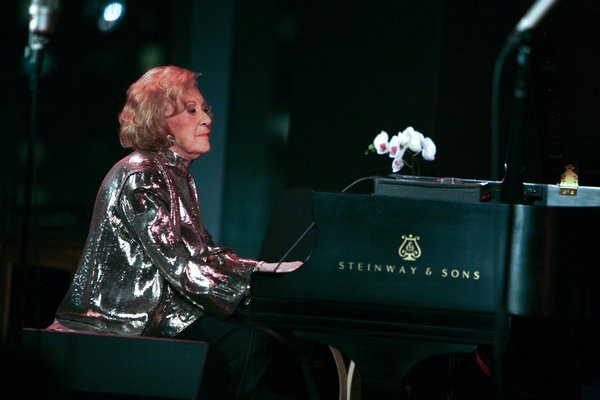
[1,0,599,259]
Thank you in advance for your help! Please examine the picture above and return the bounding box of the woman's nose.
[200,110,212,126]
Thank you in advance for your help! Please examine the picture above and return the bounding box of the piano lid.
[374,175,600,207]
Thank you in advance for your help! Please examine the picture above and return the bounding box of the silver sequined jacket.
[49,148,259,337]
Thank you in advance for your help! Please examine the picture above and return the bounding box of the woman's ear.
[164,101,174,118]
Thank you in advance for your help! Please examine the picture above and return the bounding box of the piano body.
[249,176,600,399]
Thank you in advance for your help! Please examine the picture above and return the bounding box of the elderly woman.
[47,65,303,399]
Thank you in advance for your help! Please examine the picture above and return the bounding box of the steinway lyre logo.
[398,234,421,261]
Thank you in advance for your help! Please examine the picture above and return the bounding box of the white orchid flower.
[373,130,389,154]
[388,135,402,158]
[397,129,411,146]
[392,156,405,172]
[421,137,436,161]
[405,128,424,153]
[369,126,436,173]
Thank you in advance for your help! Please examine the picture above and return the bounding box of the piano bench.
[12,328,209,399]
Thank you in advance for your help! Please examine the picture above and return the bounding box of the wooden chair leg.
[329,347,363,400]
[329,345,349,400]
[347,360,362,400]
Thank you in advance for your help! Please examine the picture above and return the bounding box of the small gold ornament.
[559,164,578,196]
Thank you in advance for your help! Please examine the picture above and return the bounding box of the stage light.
[98,1,125,32]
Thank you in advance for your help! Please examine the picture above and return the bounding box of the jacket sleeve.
[117,170,259,319]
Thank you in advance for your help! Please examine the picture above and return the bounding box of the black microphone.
[515,0,560,33]
[27,0,56,54]
[502,0,560,50]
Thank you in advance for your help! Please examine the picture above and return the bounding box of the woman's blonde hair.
[118,66,200,150]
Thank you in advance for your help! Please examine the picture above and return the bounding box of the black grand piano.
[249,176,600,399]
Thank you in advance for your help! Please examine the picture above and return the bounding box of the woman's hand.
[257,261,303,273]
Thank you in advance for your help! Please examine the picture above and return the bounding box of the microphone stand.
[493,0,560,197]
[21,47,45,265]
[16,39,48,333]
[490,24,539,400]
[501,32,532,205]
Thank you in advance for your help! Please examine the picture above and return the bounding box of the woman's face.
[165,87,212,160]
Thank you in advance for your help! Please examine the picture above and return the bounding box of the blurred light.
[103,2,124,22]
[98,1,125,32]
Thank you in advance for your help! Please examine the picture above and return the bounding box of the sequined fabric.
[49,148,259,337]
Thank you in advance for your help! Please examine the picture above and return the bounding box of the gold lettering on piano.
[398,234,421,261]
[335,233,480,281]
[441,268,481,280]
[336,262,481,281]
[337,262,418,274]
